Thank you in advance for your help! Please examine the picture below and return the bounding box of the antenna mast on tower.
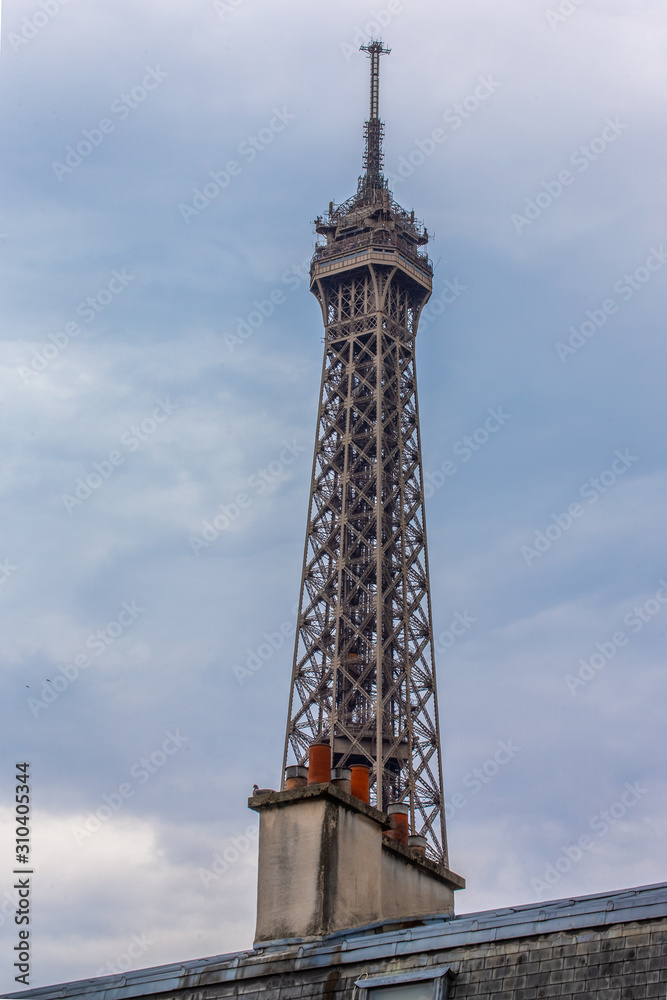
[360,40,390,193]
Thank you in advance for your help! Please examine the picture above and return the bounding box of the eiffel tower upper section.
[282,42,448,866]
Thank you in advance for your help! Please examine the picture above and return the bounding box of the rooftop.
[6,881,667,1000]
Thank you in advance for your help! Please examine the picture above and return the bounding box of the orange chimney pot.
[349,764,370,803]
[308,743,331,784]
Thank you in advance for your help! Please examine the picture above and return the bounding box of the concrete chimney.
[249,782,465,944]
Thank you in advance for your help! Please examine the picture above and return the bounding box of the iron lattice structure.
[282,42,448,867]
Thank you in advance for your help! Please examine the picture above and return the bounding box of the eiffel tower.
[282,42,448,866]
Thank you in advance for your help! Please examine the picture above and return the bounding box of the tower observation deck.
[282,42,448,866]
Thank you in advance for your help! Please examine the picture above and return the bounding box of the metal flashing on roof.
[354,965,451,987]
[355,964,454,1000]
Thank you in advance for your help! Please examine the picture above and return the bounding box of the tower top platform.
[312,40,432,282]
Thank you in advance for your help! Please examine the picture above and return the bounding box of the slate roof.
[6,881,667,1000]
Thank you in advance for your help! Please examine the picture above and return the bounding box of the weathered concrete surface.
[380,839,457,920]
[249,784,463,944]
[251,793,382,941]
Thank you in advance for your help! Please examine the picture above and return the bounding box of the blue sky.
[1,0,666,990]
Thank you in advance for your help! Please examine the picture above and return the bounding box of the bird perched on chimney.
[252,783,273,796]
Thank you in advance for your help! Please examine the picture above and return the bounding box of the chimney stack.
[249,747,464,944]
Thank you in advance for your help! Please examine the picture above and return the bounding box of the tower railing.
[313,233,433,273]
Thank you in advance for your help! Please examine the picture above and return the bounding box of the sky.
[1,0,666,991]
